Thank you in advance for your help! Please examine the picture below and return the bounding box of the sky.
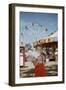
[19,12,58,46]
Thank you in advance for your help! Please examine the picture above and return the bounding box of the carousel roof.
[48,31,57,38]
[33,31,58,47]
[47,31,58,41]
[43,31,58,41]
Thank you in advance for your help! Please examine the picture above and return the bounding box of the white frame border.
[15,6,63,84]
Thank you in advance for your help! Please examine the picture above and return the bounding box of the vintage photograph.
[19,12,58,78]
[9,3,64,86]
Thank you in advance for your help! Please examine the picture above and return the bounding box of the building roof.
[43,31,58,40]
[33,31,58,47]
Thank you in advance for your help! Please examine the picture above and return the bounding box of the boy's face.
[36,46,42,53]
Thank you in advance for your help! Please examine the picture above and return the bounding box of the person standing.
[34,46,46,77]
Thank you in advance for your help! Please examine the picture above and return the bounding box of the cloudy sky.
[19,12,58,45]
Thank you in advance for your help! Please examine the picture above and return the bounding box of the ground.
[20,61,58,78]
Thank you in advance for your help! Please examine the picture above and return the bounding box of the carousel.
[33,31,58,62]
